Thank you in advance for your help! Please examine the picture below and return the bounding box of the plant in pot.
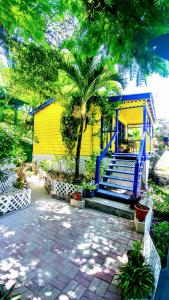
[118,143,125,153]
[83,183,96,198]
[73,185,82,200]
[135,202,149,222]
[116,241,154,300]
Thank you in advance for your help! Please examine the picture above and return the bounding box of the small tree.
[55,47,125,177]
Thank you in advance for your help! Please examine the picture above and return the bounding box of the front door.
[118,120,125,144]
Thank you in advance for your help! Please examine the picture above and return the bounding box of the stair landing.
[85,196,134,220]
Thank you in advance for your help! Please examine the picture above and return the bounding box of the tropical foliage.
[116,241,154,299]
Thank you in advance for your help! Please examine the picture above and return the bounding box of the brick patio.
[0,176,142,299]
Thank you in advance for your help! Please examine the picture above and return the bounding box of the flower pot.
[73,192,82,201]
[86,190,95,198]
[119,147,124,153]
[135,203,149,222]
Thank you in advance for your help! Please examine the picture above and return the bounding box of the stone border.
[0,188,31,214]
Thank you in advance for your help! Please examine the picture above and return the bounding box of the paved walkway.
[0,176,142,300]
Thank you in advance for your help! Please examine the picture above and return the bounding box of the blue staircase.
[96,153,138,202]
[95,132,146,202]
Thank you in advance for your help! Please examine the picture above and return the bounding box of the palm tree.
[55,48,125,178]
[55,47,126,178]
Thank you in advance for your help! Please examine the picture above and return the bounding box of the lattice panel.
[108,179,133,188]
[45,176,82,199]
[39,168,47,178]
[0,188,31,214]
[0,172,17,194]
[0,162,16,171]
[115,160,135,167]
[112,165,134,172]
[110,171,134,180]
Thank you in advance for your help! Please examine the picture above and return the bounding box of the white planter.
[0,172,17,194]
[70,199,85,208]
[45,175,82,200]
[38,168,47,179]
[0,188,31,214]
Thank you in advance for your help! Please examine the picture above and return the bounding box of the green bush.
[149,181,169,214]
[0,123,26,165]
[116,241,154,300]
[151,221,169,268]
[84,152,105,181]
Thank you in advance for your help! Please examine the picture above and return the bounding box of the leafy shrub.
[116,241,154,300]
[149,181,169,215]
[82,182,96,191]
[13,166,27,189]
[151,221,169,268]
[0,123,26,165]
[0,283,21,299]
[84,152,105,181]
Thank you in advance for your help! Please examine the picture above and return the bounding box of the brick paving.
[0,176,142,299]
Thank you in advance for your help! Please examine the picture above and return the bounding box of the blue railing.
[95,132,117,185]
[133,131,146,196]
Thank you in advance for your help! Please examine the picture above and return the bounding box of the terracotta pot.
[73,192,82,201]
[135,203,149,222]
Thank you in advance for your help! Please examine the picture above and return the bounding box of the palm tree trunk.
[75,116,84,179]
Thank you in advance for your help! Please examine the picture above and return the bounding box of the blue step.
[109,164,135,169]
[112,153,138,160]
[103,175,134,182]
[96,188,130,200]
[99,181,133,191]
[106,169,134,175]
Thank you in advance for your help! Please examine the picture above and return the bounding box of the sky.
[124,74,169,121]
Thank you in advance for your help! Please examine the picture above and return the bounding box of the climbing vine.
[61,94,121,155]
[60,95,81,155]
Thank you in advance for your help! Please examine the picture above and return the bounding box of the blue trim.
[115,110,119,153]
[30,98,55,115]
[109,92,152,102]
[95,132,117,185]
[100,116,104,150]
[143,105,147,158]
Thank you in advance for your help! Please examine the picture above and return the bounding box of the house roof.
[30,98,55,115]
[30,93,156,121]
[109,92,156,122]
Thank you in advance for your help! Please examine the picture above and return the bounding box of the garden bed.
[0,188,31,214]
[45,175,82,200]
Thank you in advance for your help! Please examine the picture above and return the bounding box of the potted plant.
[116,241,154,300]
[118,143,125,153]
[83,183,96,198]
[135,203,149,222]
[73,185,82,200]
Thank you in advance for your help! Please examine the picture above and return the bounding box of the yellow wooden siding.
[33,102,100,156]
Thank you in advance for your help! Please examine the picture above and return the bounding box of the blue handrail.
[95,132,117,185]
[133,131,146,195]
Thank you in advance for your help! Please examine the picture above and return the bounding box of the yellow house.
[30,93,156,200]
[30,92,155,160]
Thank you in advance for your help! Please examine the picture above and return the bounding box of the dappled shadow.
[0,175,140,299]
